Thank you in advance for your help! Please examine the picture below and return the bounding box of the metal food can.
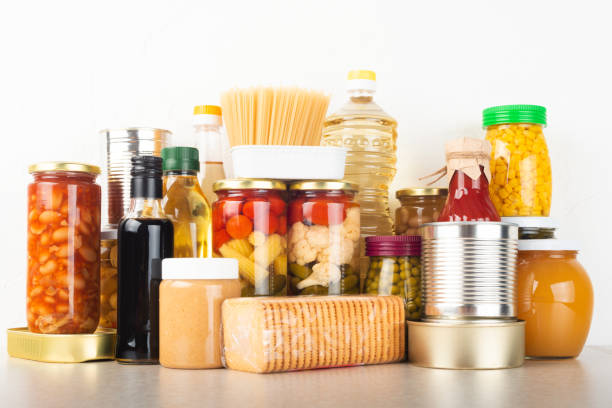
[100,128,170,227]
[420,221,518,322]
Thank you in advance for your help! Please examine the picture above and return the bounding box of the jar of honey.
[517,240,593,358]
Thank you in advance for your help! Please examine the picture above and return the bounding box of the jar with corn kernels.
[483,105,552,217]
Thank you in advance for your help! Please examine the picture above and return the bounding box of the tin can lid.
[162,258,239,280]
[7,328,116,363]
[365,235,421,256]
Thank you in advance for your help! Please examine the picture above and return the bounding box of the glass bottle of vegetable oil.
[322,70,398,275]
[193,105,230,204]
[162,146,212,257]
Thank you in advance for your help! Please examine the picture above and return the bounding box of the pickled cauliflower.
[317,238,355,265]
[342,207,360,242]
[306,225,330,249]
[288,239,318,265]
[297,262,341,289]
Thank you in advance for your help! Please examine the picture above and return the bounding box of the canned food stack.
[408,221,524,369]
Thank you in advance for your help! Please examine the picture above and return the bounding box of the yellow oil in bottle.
[322,70,398,279]
[162,147,212,258]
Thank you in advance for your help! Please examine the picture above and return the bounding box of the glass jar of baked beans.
[27,162,101,334]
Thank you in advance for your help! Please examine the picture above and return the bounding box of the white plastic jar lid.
[162,258,238,280]
[518,239,580,251]
[501,217,558,229]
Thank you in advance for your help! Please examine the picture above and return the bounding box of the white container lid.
[501,217,558,229]
[347,70,376,92]
[193,114,222,126]
[518,239,580,251]
[162,258,238,280]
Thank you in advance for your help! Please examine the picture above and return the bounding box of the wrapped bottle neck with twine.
[420,138,492,185]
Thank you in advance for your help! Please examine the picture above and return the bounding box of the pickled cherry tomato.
[226,215,253,239]
[269,196,286,216]
[243,199,268,220]
[213,229,231,251]
[277,215,287,235]
[254,214,278,235]
[303,200,347,226]
[289,199,304,225]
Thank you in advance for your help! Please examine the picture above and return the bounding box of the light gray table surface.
[1,346,611,407]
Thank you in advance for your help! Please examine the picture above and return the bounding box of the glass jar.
[99,229,117,329]
[517,240,593,358]
[364,236,422,320]
[483,105,552,217]
[212,179,287,296]
[395,188,447,235]
[287,181,360,295]
[27,162,101,334]
[501,217,557,240]
[159,258,240,369]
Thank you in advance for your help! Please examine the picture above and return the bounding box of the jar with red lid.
[27,162,101,334]
[365,235,422,320]
[287,181,360,295]
[212,179,287,297]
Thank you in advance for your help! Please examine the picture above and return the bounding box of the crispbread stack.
[222,295,405,373]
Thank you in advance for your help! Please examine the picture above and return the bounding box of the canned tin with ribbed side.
[420,221,519,322]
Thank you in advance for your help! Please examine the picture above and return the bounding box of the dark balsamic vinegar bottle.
[116,156,173,364]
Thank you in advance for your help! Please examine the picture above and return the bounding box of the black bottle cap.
[130,156,163,198]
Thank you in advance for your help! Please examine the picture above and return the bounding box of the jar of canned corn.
[365,235,422,320]
[483,105,552,217]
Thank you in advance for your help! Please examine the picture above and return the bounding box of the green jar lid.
[482,105,547,127]
[161,146,200,172]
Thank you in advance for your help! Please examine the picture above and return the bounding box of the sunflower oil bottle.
[321,70,398,275]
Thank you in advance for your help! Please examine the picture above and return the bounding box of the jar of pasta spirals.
[27,162,101,334]
[483,105,552,217]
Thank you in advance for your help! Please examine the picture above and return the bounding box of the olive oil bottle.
[161,147,212,257]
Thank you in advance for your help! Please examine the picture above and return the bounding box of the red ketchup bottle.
[436,138,500,222]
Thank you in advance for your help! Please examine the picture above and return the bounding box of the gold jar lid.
[289,180,358,191]
[213,178,286,192]
[407,320,524,369]
[396,187,448,198]
[28,161,101,175]
[7,327,116,363]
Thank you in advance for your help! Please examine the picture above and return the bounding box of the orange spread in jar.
[159,258,240,369]
[517,241,593,358]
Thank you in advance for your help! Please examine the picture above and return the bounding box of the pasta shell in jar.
[287,181,360,295]
[483,105,552,217]
[27,162,101,334]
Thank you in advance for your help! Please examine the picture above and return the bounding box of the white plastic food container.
[231,145,347,180]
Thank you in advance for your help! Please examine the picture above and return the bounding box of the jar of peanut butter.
[159,258,240,369]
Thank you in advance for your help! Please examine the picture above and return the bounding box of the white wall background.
[1,0,610,346]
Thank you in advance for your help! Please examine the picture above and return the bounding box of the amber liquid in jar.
[27,169,101,334]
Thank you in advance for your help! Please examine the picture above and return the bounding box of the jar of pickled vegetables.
[501,217,557,240]
[27,162,101,334]
[517,240,593,358]
[365,235,422,320]
[483,105,552,217]
[395,188,447,235]
[212,179,287,296]
[287,181,360,295]
[99,229,117,329]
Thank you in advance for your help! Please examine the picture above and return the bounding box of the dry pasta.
[220,87,330,146]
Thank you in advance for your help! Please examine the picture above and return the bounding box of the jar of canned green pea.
[365,235,422,320]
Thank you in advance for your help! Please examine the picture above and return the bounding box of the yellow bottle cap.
[347,70,376,81]
[194,105,222,116]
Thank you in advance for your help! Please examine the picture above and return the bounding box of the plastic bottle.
[322,70,398,275]
[193,105,230,203]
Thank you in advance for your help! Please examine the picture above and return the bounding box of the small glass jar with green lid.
[483,105,552,217]
[365,235,422,320]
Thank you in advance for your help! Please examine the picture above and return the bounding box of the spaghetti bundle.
[220,87,330,146]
